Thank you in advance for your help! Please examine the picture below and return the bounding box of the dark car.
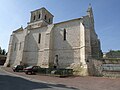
[24,66,41,75]
[12,65,24,72]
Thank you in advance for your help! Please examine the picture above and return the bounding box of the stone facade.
[4,6,102,76]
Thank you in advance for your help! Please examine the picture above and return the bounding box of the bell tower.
[28,7,54,29]
[87,4,94,25]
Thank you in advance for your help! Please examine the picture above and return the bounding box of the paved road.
[0,67,79,90]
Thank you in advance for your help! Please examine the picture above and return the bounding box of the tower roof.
[86,4,94,18]
[13,27,23,33]
[87,3,92,12]
[31,7,54,17]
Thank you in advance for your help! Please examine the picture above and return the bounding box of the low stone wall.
[50,59,120,77]
[102,59,120,64]
[97,59,120,77]
[69,60,103,76]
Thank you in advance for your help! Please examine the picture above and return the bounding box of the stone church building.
[4,6,102,75]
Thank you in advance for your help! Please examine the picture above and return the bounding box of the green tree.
[106,50,120,58]
[0,47,7,55]
[2,49,6,55]
[0,47,2,55]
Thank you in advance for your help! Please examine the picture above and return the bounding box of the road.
[0,67,79,90]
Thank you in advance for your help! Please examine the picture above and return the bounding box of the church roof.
[55,17,82,25]
[13,27,24,33]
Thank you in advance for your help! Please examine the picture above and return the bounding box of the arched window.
[63,29,66,41]
[49,18,51,23]
[54,55,59,68]
[38,33,41,44]
[33,15,36,20]
[45,15,47,20]
[38,14,41,19]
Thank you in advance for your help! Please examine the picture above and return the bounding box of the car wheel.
[25,72,28,74]
[29,71,32,75]
[27,71,32,75]
[32,71,36,75]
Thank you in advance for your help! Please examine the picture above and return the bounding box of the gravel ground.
[2,67,120,90]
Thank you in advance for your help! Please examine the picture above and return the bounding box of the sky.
[0,0,120,52]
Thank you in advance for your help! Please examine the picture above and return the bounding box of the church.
[4,6,102,76]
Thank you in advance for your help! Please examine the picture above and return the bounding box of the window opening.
[38,14,41,19]
[45,15,47,20]
[63,29,66,41]
[33,15,36,20]
[38,33,41,44]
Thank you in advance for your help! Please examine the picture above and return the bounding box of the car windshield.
[33,66,40,69]
[14,65,18,68]
[26,66,33,69]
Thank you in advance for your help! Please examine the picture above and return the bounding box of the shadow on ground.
[0,75,79,90]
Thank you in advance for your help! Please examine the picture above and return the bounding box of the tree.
[106,50,120,58]
[0,47,2,55]
[0,47,6,55]
[2,49,6,55]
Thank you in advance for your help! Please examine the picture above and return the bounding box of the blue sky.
[0,0,120,52]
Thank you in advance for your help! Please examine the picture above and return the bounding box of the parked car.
[24,66,41,75]
[12,65,24,72]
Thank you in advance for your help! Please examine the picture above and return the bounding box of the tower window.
[45,15,47,20]
[49,18,51,23]
[33,15,36,20]
[38,33,41,44]
[38,14,41,19]
[63,29,66,41]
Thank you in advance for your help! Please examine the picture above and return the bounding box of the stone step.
[102,71,120,78]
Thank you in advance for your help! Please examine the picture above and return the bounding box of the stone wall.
[5,29,25,66]
[53,19,81,68]
[101,59,120,77]
[102,59,120,64]
[23,27,47,66]
[88,59,103,76]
